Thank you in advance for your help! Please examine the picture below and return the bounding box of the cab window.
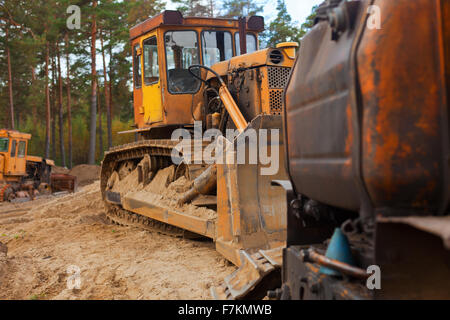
[133,44,142,88]
[18,141,26,158]
[0,138,8,152]
[143,36,159,85]
[201,31,233,67]
[235,33,258,56]
[10,140,17,157]
[165,30,201,94]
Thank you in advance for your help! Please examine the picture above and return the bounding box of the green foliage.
[0,1,317,167]
[173,0,211,17]
[0,0,143,166]
[221,0,263,18]
[262,1,317,48]
[29,292,47,300]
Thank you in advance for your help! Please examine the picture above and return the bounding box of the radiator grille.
[269,89,284,116]
[268,66,291,89]
[268,67,290,115]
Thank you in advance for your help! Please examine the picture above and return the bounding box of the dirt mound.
[0,182,234,300]
[52,166,70,175]
[69,165,101,187]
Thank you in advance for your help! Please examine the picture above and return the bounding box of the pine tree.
[221,0,263,18]
[172,0,213,17]
[296,5,318,41]
[263,0,297,47]
[0,0,181,166]
[263,1,318,48]
[127,0,165,25]
[65,33,73,169]
[88,0,98,165]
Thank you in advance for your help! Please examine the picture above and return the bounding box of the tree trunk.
[6,27,15,130]
[31,66,37,122]
[45,42,51,159]
[88,0,98,165]
[109,29,113,119]
[57,44,66,168]
[100,28,112,149]
[208,0,215,17]
[65,33,73,169]
[98,91,103,159]
[51,54,57,161]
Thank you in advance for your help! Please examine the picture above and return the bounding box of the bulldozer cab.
[0,130,30,178]
[129,10,264,134]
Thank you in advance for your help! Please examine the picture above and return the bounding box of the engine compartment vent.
[269,50,284,64]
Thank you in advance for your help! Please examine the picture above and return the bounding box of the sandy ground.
[0,182,235,300]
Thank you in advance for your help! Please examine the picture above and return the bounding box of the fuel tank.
[284,0,450,217]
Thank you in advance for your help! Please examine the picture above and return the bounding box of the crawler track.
[101,139,209,238]
[105,204,189,237]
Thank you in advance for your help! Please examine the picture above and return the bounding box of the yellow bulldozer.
[100,10,297,299]
[0,129,76,202]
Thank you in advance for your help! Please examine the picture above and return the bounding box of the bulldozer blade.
[211,247,283,300]
[121,191,216,239]
[215,114,288,266]
[211,115,288,299]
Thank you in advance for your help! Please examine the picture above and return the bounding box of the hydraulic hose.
[189,65,248,133]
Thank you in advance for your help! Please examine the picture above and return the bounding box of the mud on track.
[0,182,235,300]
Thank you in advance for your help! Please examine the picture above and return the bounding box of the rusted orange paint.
[359,0,448,210]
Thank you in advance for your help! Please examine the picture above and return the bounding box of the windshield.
[201,31,233,67]
[235,33,258,56]
[0,138,9,152]
[165,30,201,94]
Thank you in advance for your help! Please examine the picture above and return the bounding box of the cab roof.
[0,129,31,140]
[129,10,264,41]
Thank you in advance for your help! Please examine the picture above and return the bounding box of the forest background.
[0,0,316,167]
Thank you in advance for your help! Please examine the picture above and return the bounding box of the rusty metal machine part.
[302,248,368,280]
[280,0,450,299]
[177,165,217,206]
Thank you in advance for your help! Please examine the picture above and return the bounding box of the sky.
[263,0,324,25]
[166,0,324,27]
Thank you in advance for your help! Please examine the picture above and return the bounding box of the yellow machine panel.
[141,31,163,124]
[0,129,31,177]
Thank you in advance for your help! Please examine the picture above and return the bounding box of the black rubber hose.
[188,65,225,86]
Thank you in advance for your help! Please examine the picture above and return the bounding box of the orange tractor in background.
[0,129,75,202]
